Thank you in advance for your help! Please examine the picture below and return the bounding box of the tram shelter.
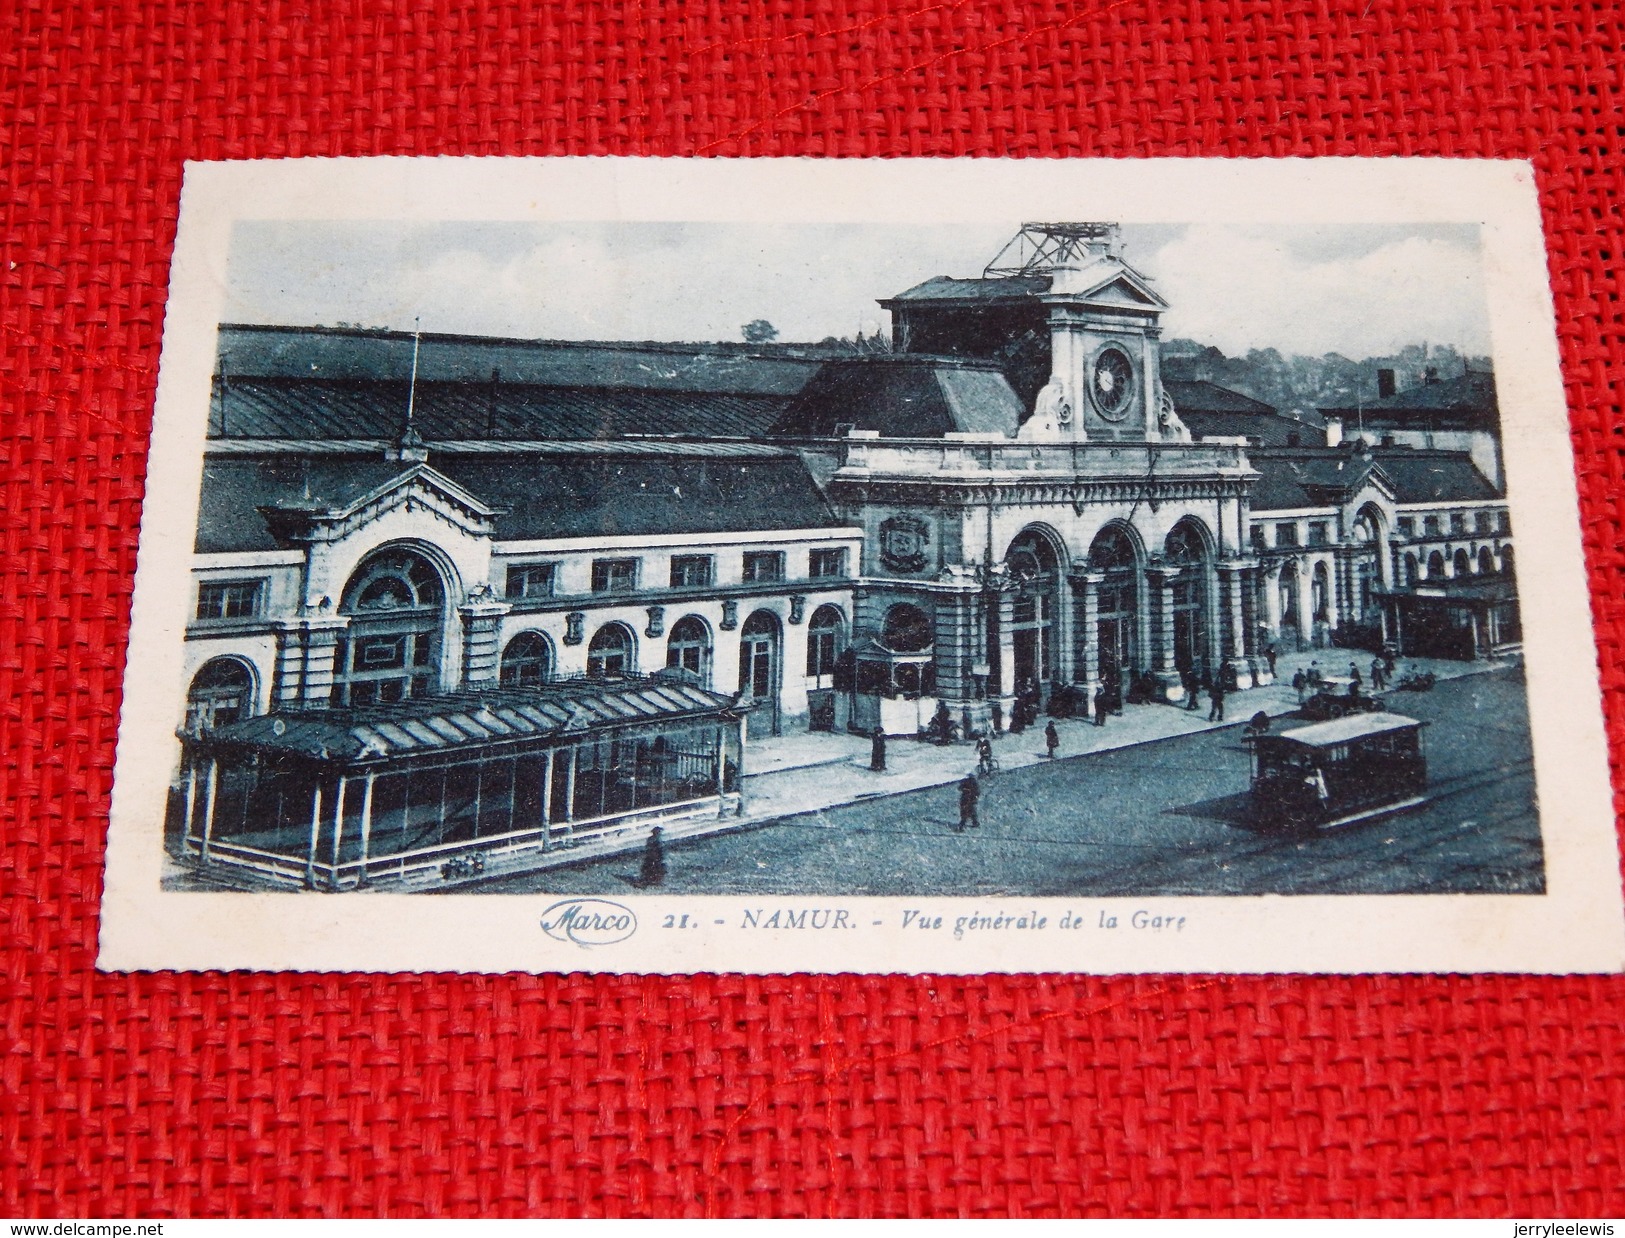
[172,672,746,890]
[1378,577,1521,661]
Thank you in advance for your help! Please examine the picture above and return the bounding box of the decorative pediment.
[259,464,503,547]
[1082,275,1164,308]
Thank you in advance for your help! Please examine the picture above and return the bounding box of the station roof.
[879,274,1051,307]
[218,324,826,393]
[1166,381,1326,447]
[1248,445,1499,510]
[211,378,793,441]
[1320,371,1499,429]
[195,441,840,553]
[768,355,1025,438]
[1368,448,1502,502]
[186,677,739,764]
[1275,711,1425,747]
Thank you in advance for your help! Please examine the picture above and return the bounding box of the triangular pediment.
[339,464,500,523]
[1083,275,1162,308]
[1071,260,1169,310]
[258,463,503,545]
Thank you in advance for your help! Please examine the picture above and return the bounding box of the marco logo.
[539,899,638,947]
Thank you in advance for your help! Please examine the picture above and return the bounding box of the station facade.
[181,223,1516,754]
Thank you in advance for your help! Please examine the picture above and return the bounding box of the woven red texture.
[4,0,1625,1218]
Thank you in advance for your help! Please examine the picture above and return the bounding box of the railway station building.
[174,222,1517,884]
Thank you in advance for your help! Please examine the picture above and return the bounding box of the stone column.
[1147,565,1183,702]
[459,596,512,689]
[1262,562,1282,637]
[993,589,1017,714]
[1071,570,1104,692]
[273,616,350,709]
[1296,560,1314,647]
[931,583,980,706]
[1220,562,1254,690]
[1051,573,1076,687]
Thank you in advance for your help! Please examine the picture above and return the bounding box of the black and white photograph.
[100,159,1623,973]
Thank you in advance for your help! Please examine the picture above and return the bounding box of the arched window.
[880,604,933,653]
[186,657,255,732]
[1427,551,1445,580]
[333,547,446,707]
[1165,519,1211,675]
[665,615,712,684]
[1404,552,1420,585]
[1453,548,1471,577]
[1500,545,1515,576]
[500,631,553,688]
[806,605,846,678]
[1351,508,1383,617]
[739,610,784,735]
[1089,524,1140,692]
[587,623,635,678]
[1006,529,1062,689]
[1478,547,1495,575]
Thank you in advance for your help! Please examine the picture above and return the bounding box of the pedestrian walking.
[1371,657,1386,691]
[1093,686,1109,727]
[640,826,666,887]
[1207,677,1227,722]
[957,772,981,832]
[1308,660,1321,688]
[1044,720,1059,758]
[870,728,887,772]
[1349,662,1362,687]
[1266,644,1279,676]
[1293,668,1307,704]
[1182,667,1199,710]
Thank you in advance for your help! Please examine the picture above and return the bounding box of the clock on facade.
[1091,346,1135,421]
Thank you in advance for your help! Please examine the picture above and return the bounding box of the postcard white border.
[99,156,1625,974]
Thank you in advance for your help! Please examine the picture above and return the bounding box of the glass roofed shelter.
[172,672,746,890]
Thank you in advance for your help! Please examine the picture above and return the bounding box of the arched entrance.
[333,546,447,706]
[186,657,256,732]
[1278,558,1303,648]
[499,631,553,688]
[1005,528,1063,698]
[666,615,713,685]
[738,609,783,735]
[1351,506,1384,620]
[1088,524,1140,705]
[1312,560,1333,642]
[805,605,847,732]
[1164,520,1211,678]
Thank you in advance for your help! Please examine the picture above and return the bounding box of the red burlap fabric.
[3,0,1623,1217]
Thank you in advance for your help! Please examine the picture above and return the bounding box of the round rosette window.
[1091,346,1136,421]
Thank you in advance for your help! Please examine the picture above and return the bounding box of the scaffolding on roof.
[983,222,1124,277]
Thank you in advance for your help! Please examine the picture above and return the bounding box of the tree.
[741,319,779,344]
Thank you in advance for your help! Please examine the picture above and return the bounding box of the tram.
[1249,711,1429,831]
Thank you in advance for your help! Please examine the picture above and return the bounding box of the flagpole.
[406,318,421,434]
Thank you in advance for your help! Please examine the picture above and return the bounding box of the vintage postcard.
[99,157,1624,973]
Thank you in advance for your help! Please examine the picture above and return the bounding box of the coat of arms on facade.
[878,514,931,573]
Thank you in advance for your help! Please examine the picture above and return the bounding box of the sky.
[224,219,1492,360]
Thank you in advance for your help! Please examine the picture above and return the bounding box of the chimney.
[1376,368,1397,399]
[1324,415,1343,447]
